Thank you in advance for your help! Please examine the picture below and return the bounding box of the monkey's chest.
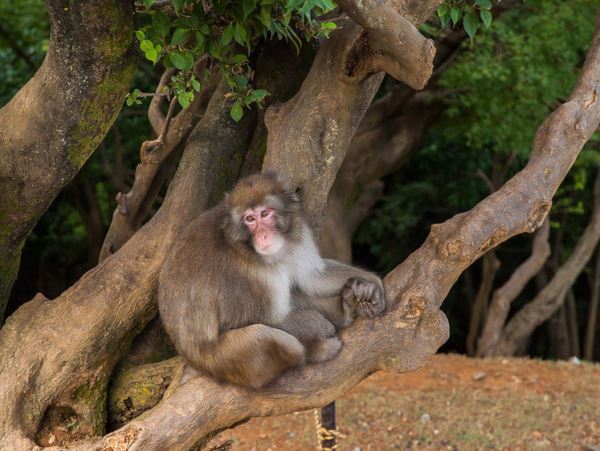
[265,267,292,322]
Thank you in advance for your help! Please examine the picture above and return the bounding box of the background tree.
[1,0,600,449]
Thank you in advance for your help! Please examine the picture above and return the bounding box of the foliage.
[437,0,493,41]
[0,0,48,105]
[129,0,336,120]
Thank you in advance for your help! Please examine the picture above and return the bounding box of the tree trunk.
[466,251,500,356]
[477,219,550,356]
[0,0,136,319]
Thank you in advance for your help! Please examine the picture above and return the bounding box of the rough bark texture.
[491,172,600,356]
[0,0,136,318]
[477,219,551,357]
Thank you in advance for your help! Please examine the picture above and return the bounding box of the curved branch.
[336,0,438,88]
[148,69,175,135]
[477,219,551,357]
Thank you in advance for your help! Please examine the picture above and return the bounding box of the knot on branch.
[398,293,429,319]
[527,202,551,233]
[381,309,449,372]
[116,192,129,215]
[477,226,508,255]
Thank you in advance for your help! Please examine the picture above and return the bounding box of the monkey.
[158,172,385,389]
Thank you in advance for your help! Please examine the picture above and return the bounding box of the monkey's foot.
[342,277,386,319]
[306,337,342,363]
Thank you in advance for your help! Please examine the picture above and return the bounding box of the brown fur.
[158,173,386,389]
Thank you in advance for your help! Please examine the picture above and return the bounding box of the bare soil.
[207,354,600,450]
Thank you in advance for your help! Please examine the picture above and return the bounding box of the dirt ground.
[206,354,600,450]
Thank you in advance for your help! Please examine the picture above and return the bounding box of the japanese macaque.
[158,172,385,389]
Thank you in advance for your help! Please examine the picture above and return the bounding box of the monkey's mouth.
[254,237,284,256]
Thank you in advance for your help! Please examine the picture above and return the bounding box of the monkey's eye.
[261,208,273,218]
[244,215,255,223]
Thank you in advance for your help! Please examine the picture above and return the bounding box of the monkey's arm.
[299,259,386,329]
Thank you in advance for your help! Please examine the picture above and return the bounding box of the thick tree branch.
[477,219,551,357]
[336,0,437,88]
[0,0,136,318]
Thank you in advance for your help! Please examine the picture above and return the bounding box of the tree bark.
[584,245,600,360]
[0,0,136,318]
[491,172,600,356]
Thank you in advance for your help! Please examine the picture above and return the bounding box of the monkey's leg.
[197,324,305,389]
[275,309,341,363]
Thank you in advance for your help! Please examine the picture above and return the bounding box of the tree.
[1,0,600,449]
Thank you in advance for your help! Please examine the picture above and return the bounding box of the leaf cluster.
[130,0,336,120]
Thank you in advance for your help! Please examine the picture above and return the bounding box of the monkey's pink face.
[243,206,283,255]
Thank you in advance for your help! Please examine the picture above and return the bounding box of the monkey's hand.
[341,277,385,319]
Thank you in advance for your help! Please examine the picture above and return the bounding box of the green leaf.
[173,0,184,14]
[252,89,268,100]
[321,21,336,29]
[171,28,189,45]
[242,0,255,18]
[437,4,449,17]
[140,39,154,53]
[195,32,205,53]
[480,10,493,28]
[232,53,247,64]
[178,91,191,109]
[182,52,195,70]
[235,74,248,89]
[463,12,480,40]
[169,52,186,70]
[233,23,248,47]
[199,24,210,35]
[145,48,158,64]
[230,102,243,122]
[221,24,234,46]
[153,12,171,38]
[143,0,155,7]
[259,7,272,27]
[191,78,201,92]
[135,30,145,41]
[450,8,461,26]
[474,0,492,10]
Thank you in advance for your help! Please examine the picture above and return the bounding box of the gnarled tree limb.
[336,0,436,88]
